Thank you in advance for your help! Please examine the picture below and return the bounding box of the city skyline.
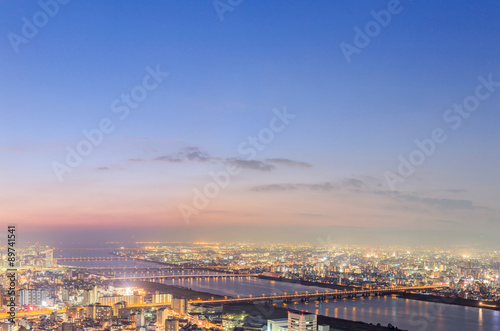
[1,1,500,246]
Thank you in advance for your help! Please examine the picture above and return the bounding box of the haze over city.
[1,1,500,247]
[2,2,500,331]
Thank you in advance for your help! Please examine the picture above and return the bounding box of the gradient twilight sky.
[1,1,499,246]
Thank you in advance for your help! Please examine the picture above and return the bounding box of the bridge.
[55,257,131,262]
[55,248,116,251]
[109,273,259,281]
[74,266,182,271]
[191,285,449,304]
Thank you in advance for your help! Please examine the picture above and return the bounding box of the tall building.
[85,304,112,320]
[288,312,317,331]
[172,297,187,315]
[135,311,146,328]
[19,289,47,306]
[156,308,167,326]
[267,318,288,331]
[83,286,98,305]
[165,318,179,331]
[152,292,172,304]
[62,288,69,302]
[45,250,54,266]
[98,294,143,306]
[113,301,127,317]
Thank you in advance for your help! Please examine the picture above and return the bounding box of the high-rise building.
[165,318,179,331]
[45,250,54,266]
[83,286,98,305]
[98,294,143,306]
[85,304,112,320]
[152,292,172,304]
[172,297,187,315]
[118,307,133,319]
[113,301,127,317]
[135,311,146,328]
[156,308,167,326]
[62,288,69,302]
[288,311,317,331]
[19,289,47,306]
[267,318,288,331]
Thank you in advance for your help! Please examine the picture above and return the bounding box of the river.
[57,249,500,331]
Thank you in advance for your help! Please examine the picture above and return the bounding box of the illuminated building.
[156,308,167,326]
[113,301,127,317]
[288,311,317,331]
[99,294,144,306]
[165,318,179,331]
[83,286,98,305]
[85,304,112,320]
[172,297,187,315]
[267,318,288,331]
[19,289,47,306]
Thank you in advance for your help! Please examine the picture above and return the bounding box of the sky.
[1,0,499,247]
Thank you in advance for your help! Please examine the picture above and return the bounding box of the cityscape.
[0,242,499,330]
[2,0,500,330]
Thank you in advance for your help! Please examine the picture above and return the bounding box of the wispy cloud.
[226,159,275,171]
[400,196,475,210]
[253,176,489,212]
[253,178,365,192]
[266,158,312,168]
[147,147,311,173]
[155,146,213,163]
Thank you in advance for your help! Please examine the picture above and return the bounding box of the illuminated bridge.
[82,266,215,275]
[55,257,131,262]
[55,248,115,251]
[109,273,259,281]
[76,266,181,271]
[191,285,449,304]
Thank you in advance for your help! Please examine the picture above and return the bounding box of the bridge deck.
[109,273,259,280]
[190,285,448,304]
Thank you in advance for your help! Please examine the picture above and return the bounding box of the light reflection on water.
[164,276,500,331]
[61,254,500,331]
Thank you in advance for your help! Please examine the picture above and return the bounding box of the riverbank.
[396,292,500,311]
[260,276,500,313]
[110,280,225,300]
[115,280,406,330]
[258,275,357,291]
[223,303,406,331]
[128,257,231,274]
